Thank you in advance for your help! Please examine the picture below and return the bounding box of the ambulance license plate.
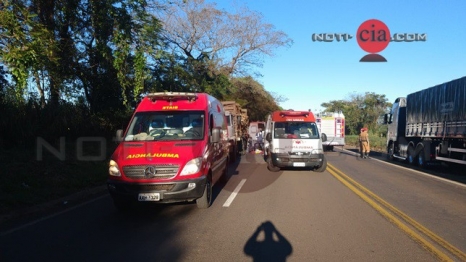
[138,193,160,201]
[293,162,305,167]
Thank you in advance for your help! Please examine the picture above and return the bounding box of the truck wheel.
[407,146,415,165]
[315,155,327,172]
[267,155,280,172]
[196,178,212,209]
[388,143,395,161]
[417,148,426,168]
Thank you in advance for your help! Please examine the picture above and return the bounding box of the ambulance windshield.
[124,111,205,141]
[273,122,319,139]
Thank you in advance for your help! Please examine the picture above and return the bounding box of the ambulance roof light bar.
[279,110,309,118]
[146,92,198,102]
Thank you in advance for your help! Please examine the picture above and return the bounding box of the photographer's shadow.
[244,221,293,261]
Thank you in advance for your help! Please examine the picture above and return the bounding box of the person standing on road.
[359,127,370,158]
[256,128,264,151]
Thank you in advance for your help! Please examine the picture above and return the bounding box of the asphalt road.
[1,149,465,262]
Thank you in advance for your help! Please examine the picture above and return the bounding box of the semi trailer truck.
[384,76,466,167]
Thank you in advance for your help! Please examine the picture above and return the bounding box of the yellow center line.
[327,163,464,262]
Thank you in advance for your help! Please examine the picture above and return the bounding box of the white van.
[264,110,327,172]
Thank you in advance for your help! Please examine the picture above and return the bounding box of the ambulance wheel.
[267,155,280,172]
[315,156,327,172]
[196,177,212,209]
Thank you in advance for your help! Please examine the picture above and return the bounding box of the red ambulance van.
[107,92,229,210]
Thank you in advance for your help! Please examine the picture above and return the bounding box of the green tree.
[321,92,391,135]
[0,0,59,105]
[229,76,280,121]
[0,0,164,112]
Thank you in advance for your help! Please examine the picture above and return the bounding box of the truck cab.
[107,92,229,210]
[264,110,327,172]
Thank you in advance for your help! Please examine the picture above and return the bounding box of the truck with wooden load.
[221,101,249,162]
[384,76,466,167]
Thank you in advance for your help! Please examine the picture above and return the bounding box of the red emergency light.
[279,110,309,117]
[272,110,316,122]
[146,92,198,102]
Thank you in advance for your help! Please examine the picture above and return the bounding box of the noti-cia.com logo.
[311,19,427,62]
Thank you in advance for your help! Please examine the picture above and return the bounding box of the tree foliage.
[156,0,293,76]
[228,76,281,121]
[0,0,291,147]
[0,0,165,112]
[321,92,392,135]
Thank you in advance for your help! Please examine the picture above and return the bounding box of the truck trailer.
[221,101,249,162]
[384,76,466,167]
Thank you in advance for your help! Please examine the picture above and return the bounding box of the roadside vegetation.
[1,0,391,216]
[345,134,387,152]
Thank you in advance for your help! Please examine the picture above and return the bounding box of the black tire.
[388,143,395,161]
[407,146,415,165]
[315,155,327,172]
[267,154,280,172]
[417,148,426,168]
[196,178,212,209]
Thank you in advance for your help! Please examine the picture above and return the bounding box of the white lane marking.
[223,179,247,207]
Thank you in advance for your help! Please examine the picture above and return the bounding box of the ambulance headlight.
[180,157,202,176]
[109,160,121,177]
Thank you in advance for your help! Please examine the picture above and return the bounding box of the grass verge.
[0,138,116,216]
[344,134,386,152]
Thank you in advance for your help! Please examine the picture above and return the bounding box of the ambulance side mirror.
[211,128,220,143]
[321,133,327,142]
[266,132,272,142]
[115,129,124,143]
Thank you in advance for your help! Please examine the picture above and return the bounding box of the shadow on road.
[338,147,466,185]
[244,221,293,262]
